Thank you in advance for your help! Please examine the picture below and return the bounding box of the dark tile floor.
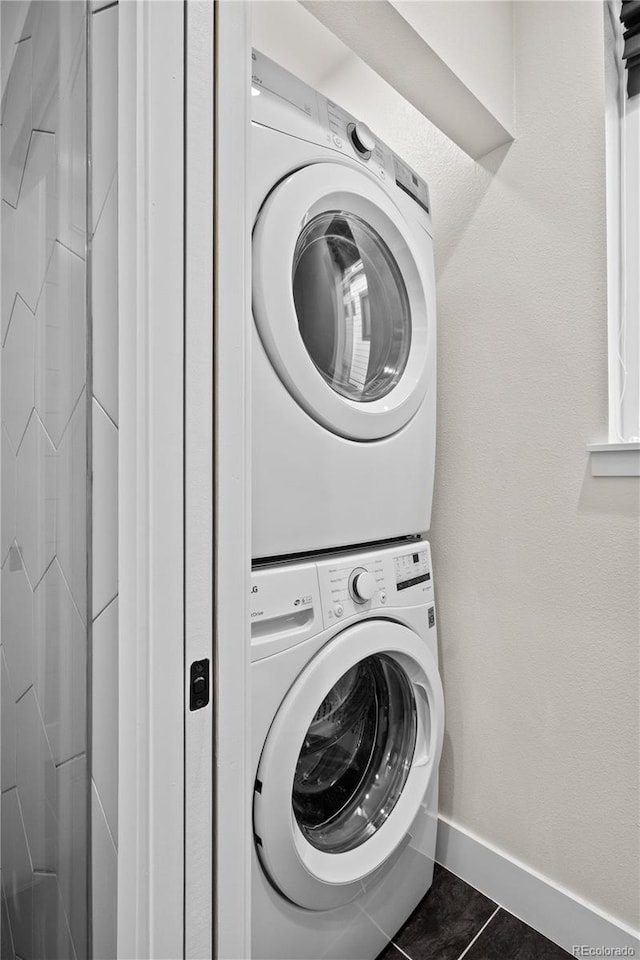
[377,864,571,960]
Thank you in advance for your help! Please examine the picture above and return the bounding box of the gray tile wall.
[89,3,118,958]
[1,4,89,958]
[0,3,119,957]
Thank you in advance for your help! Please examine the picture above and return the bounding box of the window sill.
[587,442,640,477]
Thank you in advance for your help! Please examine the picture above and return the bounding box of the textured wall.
[429,3,639,932]
[392,0,515,129]
[254,0,640,932]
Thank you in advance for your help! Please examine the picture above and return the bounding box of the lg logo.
[251,585,258,594]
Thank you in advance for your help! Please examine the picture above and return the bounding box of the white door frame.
[184,3,252,957]
[184,2,215,958]
[118,2,252,957]
[118,3,186,958]
[212,3,252,958]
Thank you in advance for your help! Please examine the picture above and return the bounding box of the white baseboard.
[435,817,640,957]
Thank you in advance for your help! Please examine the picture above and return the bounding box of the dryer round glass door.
[253,620,445,911]
[253,163,435,441]
[293,212,411,403]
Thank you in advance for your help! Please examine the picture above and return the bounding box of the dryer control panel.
[251,48,431,217]
[316,540,433,628]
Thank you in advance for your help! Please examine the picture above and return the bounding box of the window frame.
[589,2,640,476]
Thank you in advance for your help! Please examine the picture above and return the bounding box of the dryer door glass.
[292,654,417,854]
[292,212,411,402]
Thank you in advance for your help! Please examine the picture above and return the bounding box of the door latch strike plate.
[189,659,210,711]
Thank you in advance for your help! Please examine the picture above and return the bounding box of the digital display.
[397,572,430,591]
[393,157,430,214]
[394,549,431,591]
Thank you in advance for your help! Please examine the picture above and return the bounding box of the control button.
[332,134,343,148]
[334,604,344,618]
[379,591,387,604]
[351,121,375,155]
[351,570,376,603]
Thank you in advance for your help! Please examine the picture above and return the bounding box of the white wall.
[252,0,350,90]
[253,0,640,933]
[392,0,515,130]
[254,0,514,123]
[427,4,638,930]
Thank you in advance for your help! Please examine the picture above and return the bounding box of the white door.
[253,620,444,910]
[252,163,434,440]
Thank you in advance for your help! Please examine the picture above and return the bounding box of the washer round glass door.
[253,163,434,441]
[253,620,445,911]
[292,653,416,854]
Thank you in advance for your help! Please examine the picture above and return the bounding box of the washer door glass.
[292,212,412,403]
[292,654,417,854]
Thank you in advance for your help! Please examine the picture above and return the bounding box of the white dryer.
[251,51,437,560]
[251,540,445,960]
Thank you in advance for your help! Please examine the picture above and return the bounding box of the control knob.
[350,569,376,603]
[350,121,375,156]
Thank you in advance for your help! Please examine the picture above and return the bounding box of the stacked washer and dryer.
[250,50,444,960]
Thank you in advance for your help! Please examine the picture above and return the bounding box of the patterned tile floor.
[377,865,571,960]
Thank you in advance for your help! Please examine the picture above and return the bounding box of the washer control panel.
[250,561,321,661]
[394,548,431,591]
[316,540,433,627]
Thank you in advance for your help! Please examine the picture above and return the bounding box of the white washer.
[251,51,437,560]
[251,540,445,960]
